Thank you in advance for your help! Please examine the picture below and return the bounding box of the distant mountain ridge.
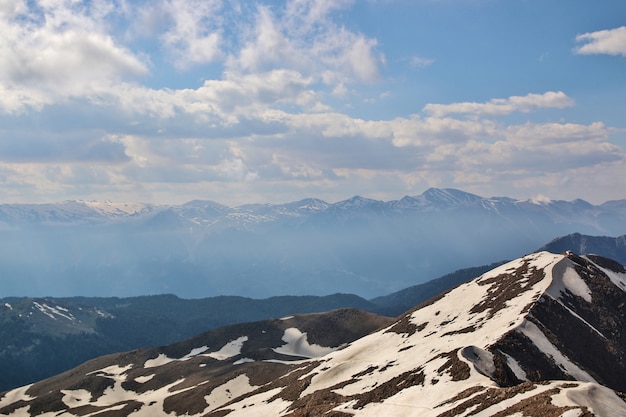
[0,188,622,226]
[0,293,378,392]
[1,188,626,299]
[2,251,625,416]
[539,233,626,265]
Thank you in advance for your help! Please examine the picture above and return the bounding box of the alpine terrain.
[1,251,625,416]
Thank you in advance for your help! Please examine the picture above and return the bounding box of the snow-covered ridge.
[1,252,625,416]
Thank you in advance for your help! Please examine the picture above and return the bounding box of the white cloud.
[0,1,623,205]
[423,91,575,118]
[0,0,147,113]
[575,26,626,56]
[235,5,294,73]
[0,0,27,17]
[228,0,383,84]
[107,69,315,125]
[159,0,223,67]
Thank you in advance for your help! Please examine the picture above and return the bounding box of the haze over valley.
[2,188,626,299]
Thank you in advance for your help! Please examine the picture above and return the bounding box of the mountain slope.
[2,251,625,416]
[369,260,508,316]
[0,294,378,392]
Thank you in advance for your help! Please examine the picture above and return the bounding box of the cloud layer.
[0,0,624,204]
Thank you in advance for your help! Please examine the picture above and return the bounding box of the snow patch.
[205,336,248,360]
[87,364,132,377]
[273,328,337,358]
[33,302,75,321]
[518,321,596,382]
[144,353,175,368]
[203,374,258,413]
[233,358,255,365]
[209,387,291,417]
[547,259,592,302]
[588,258,626,292]
[61,389,91,407]
[4,303,12,310]
[182,345,210,359]
[135,374,155,383]
[502,352,528,382]
[0,384,34,408]
[551,382,626,416]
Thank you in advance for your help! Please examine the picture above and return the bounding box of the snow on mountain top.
[547,258,593,302]
[298,252,563,397]
[420,187,483,206]
[80,201,152,216]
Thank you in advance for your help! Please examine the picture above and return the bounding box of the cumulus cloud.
[229,0,383,84]
[0,0,147,113]
[575,26,626,56]
[158,0,223,67]
[0,1,623,205]
[423,91,575,118]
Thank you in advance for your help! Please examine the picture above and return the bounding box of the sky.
[0,0,625,206]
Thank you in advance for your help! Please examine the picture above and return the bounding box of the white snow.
[551,382,626,416]
[280,316,294,320]
[4,303,12,310]
[32,302,76,321]
[206,387,291,417]
[233,358,255,365]
[0,385,34,409]
[87,364,132,377]
[587,256,626,291]
[61,389,91,407]
[83,200,151,217]
[205,336,248,360]
[182,345,210,359]
[203,374,258,413]
[144,341,246,369]
[144,353,175,368]
[134,374,155,383]
[273,328,337,358]
[502,352,528,382]
[301,252,564,401]
[517,320,596,382]
[560,411,583,417]
[547,259,592,302]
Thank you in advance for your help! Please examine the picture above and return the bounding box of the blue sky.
[0,0,625,205]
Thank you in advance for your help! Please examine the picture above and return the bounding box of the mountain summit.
[1,251,625,416]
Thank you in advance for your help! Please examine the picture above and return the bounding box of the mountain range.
[2,251,625,416]
[2,232,625,393]
[2,188,626,299]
